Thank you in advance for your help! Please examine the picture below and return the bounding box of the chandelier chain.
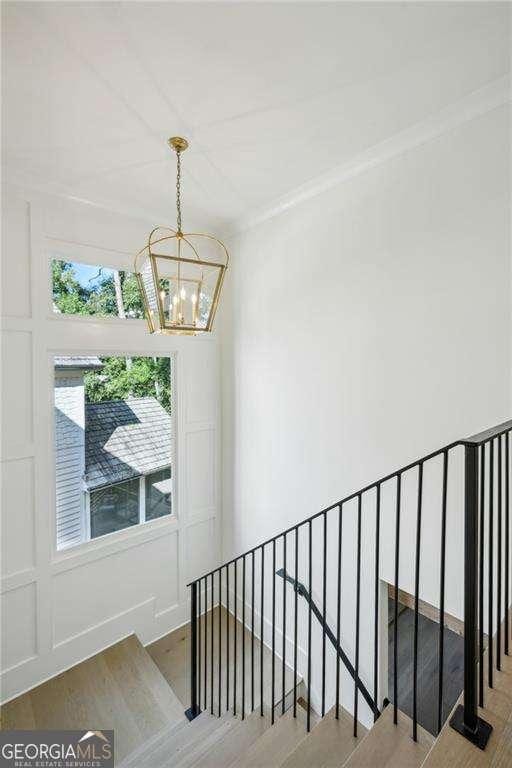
[176,149,182,232]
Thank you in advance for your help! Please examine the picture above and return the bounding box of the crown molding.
[230,75,511,236]
[2,175,167,228]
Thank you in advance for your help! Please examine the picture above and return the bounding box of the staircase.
[4,420,511,767]
[119,662,437,768]
[175,418,512,767]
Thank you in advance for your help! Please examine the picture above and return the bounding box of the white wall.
[220,105,511,724]
[0,186,222,703]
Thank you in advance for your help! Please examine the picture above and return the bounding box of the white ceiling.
[2,1,510,231]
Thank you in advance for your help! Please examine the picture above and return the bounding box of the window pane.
[52,259,145,319]
[145,467,172,521]
[90,479,140,538]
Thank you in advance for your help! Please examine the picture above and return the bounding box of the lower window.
[145,467,172,521]
[54,354,173,549]
[90,479,140,538]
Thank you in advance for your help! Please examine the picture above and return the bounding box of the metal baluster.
[271,539,276,725]
[498,436,502,671]
[204,576,208,709]
[242,555,246,720]
[437,450,449,731]
[218,569,222,717]
[198,579,202,715]
[354,494,362,737]
[210,572,214,714]
[393,474,401,725]
[322,511,327,718]
[506,432,510,656]
[412,462,424,742]
[252,551,255,711]
[336,504,343,719]
[226,563,230,711]
[479,444,485,708]
[186,581,200,720]
[373,485,381,722]
[234,559,238,715]
[260,546,265,717]
[489,439,494,688]
[282,532,287,715]
[293,527,299,718]
[307,519,312,733]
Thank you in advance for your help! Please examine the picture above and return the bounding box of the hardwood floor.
[388,600,464,734]
[0,635,185,764]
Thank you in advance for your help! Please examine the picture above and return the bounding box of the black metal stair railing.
[186,418,512,753]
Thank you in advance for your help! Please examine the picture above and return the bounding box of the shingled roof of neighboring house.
[84,397,171,490]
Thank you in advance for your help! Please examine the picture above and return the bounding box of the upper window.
[52,258,144,319]
[54,354,173,550]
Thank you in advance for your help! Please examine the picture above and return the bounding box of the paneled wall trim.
[0,186,222,703]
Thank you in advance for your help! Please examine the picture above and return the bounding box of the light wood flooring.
[0,635,184,763]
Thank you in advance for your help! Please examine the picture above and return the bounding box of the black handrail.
[186,418,511,750]
[275,568,379,718]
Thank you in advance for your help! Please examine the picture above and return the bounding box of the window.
[54,355,173,550]
[145,468,172,521]
[52,258,144,319]
[90,479,140,538]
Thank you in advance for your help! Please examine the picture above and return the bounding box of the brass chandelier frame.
[134,137,229,335]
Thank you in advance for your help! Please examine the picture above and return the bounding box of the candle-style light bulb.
[191,293,197,304]
[172,294,178,305]
[159,290,166,302]
[180,286,187,300]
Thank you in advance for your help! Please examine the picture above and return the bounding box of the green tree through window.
[84,357,172,414]
[52,259,145,319]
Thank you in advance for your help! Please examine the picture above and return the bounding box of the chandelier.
[134,137,229,334]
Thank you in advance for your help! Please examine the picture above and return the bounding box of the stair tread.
[188,710,271,768]
[120,710,236,768]
[280,706,367,768]
[342,706,434,768]
[229,705,314,768]
[421,648,512,768]
[105,635,185,725]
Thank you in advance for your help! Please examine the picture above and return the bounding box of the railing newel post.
[449,442,492,749]
[185,580,201,721]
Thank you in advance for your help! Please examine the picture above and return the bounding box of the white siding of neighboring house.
[54,374,86,548]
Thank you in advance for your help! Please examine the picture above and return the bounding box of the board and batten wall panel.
[0,185,222,703]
